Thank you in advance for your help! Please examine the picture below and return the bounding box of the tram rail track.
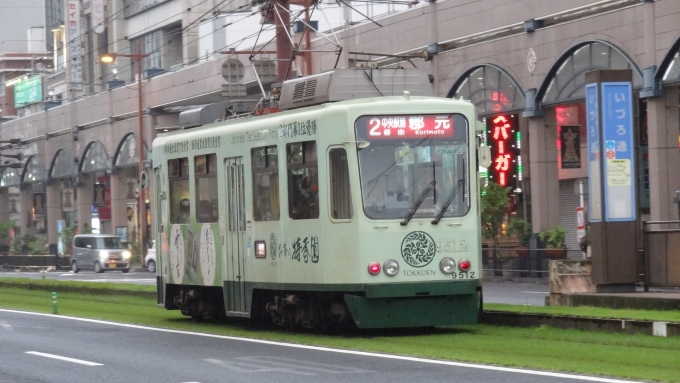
[2,278,678,337]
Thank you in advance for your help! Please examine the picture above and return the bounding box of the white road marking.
[206,358,316,375]
[2,309,640,383]
[0,320,12,330]
[25,351,103,366]
[205,356,371,375]
[60,273,75,277]
[520,291,549,294]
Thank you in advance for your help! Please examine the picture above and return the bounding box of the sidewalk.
[555,289,680,311]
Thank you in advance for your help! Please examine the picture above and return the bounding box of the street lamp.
[100,41,149,260]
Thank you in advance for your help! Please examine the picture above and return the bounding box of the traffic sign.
[576,207,585,230]
[605,140,615,150]
[606,150,616,160]
[576,206,586,242]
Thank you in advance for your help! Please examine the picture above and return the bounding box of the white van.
[71,234,132,273]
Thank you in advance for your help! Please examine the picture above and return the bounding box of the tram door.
[153,169,164,305]
[225,157,247,313]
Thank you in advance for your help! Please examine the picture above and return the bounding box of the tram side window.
[251,146,280,221]
[195,154,219,223]
[169,157,191,224]
[287,141,319,220]
[329,148,352,220]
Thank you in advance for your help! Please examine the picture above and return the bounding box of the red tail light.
[368,262,381,275]
[458,258,471,271]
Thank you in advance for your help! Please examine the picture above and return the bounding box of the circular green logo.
[401,231,436,268]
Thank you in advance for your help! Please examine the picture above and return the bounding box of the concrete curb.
[482,310,680,337]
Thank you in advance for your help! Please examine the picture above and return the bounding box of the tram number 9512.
[451,271,475,279]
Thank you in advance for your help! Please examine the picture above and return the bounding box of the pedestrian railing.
[643,221,680,288]
[482,247,584,279]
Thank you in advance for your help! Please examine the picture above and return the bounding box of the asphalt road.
[0,309,636,383]
[481,281,550,306]
[0,270,551,305]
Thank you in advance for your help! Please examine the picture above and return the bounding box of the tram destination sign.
[361,115,455,140]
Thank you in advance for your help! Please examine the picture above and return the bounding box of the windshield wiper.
[431,179,465,225]
[400,181,435,226]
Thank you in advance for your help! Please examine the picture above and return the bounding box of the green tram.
[152,73,483,329]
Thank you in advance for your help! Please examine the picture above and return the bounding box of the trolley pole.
[136,39,147,263]
[100,41,149,264]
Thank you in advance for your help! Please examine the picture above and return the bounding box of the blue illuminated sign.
[585,83,602,222]
[601,82,635,222]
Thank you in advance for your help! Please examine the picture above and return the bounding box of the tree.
[59,226,76,256]
[481,181,510,247]
[480,181,510,276]
[0,221,15,254]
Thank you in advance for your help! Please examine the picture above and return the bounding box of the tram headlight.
[439,257,456,274]
[382,259,399,277]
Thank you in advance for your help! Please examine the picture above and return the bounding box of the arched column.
[0,188,8,223]
[78,175,94,233]
[647,87,680,221]
[46,182,61,245]
[528,114,560,233]
[19,185,32,236]
[109,171,127,240]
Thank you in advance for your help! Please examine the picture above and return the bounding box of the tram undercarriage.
[170,285,352,329]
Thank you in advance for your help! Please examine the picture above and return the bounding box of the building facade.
[1,0,679,257]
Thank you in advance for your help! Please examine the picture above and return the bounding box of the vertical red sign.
[486,114,519,189]
[96,176,111,220]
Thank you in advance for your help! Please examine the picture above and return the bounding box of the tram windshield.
[355,114,470,221]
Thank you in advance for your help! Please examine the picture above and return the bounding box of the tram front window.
[354,114,470,220]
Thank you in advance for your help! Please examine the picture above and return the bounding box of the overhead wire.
[6,0,240,106]
[9,1,411,104]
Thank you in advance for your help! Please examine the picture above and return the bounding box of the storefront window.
[543,42,642,105]
[662,52,680,83]
[452,65,525,117]
[115,133,145,167]
[1,168,20,188]
[50,149,74,179]
[23,156,46,183]
[81,141,109,173]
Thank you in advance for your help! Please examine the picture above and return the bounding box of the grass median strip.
[0,277,155,292]
[2,286,680,382]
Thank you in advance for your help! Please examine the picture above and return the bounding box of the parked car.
[71,234,131,273]
[145,240,156,273]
